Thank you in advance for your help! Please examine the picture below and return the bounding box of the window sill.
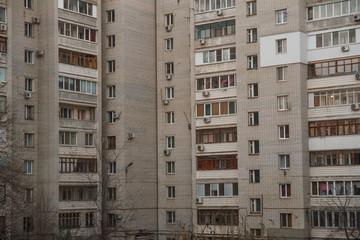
[249,154,260,156]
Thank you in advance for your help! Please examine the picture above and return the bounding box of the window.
[59,76,97,95]
[165,87,174,99]
[197,183,238,197]
[197,74,236,90]
[0,96,5,112]
[194,0,236,13]
[25,22,33,37]
[166,162,175,174]
[63,0,94,16]
[107,214,116,227]
[25,78,33,91]
[316,29,355,48]
[59,48,97,69]
[0,185,5,201]
[279,125,289,139]
[85,133,93,146]
[165,62,174,75]
[247,1,256,15]
[85,213,94,227]
[250,229,261,238]
[60,108,72,119]
[165,13,173,26]
[166,38,173,50]
[279,154,290,169]
[277,66,287,81]
[108,162,116,174]
[312,211,360,228]
[195,20,235,40]
[167,186,175,198]
[202,47,236,64]
[280,184,291,198]
[309,119,360,137]
[107,60,115,73]
[276,9,287,24]
[0,37,6,53]
[59,213,80,229]
[311,88,360,108]
[307,0,360,21]
[59,131,76,145]
[107,10,115,22]
[107,35,115,47]
[24,188,33,202]
[107,136,116,149]
[107,187,116,200]
[24,0,32,9]
[248,83,258,98]
[59,158,97,173]
[25,105,34,120]
[277,96,289,111]
[247,28,257,43]
[197,209,239,225]
[24,160,33,174]
[108,85,115,98]
[310,150,360,167]
[196,128,237,144]
[311,180,360,196]
[276,39,287,53]
[248,112,259,126]
[0,68,5,84]
[250,198,261,213]
[308,57,360,79]
[166,136,175,149]
[196,101,237,117]
[0,8,5,22]
[58,21,97,42]
[107,111,116,123]
[166,112,174,124]
[23,217,33,232]
[249,170,260,183]
[247,55,258,69]
[25,133,34,147]
[249,140,259,155]
[167,211,175,224]
[197,155,237,170]
[24,50,33,64]
[280,213,292,228]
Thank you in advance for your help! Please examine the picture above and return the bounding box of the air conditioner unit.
[341,45,350,52]
[197,144,205,151]
[25,92,32,99]
[166,74,173,80]
[32,17,40,24]
[196,198,203,204]
[165,25,173,32]
[0,24,6,32]
[36,50,44,57]
[116,214,122,220]
[202,91,210,97]
[163,99,169,105]
[164,149,171,156]
[199,39,206,45]
[216,9,223,16]
[128,132,135,140]
[203,117,211,123]
[355,72,360,80]
[351,103,360,111]
[353,13,360,21]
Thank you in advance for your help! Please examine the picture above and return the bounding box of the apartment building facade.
[0,0,359,239]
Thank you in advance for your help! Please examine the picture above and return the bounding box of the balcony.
[59,118,97,129]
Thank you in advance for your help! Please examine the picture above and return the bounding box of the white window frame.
[167,186,175,198]
[280,213,292,228]
[25,105,34,120]
[60,107,73,119]
[166,161,175,174]
[247,1,256,16]
[59,131,77,146]
[279,125,290,139]
[85,133,93,146]
[276,66,287,81]
[107,111,116,123]
[279,154,290,169]
[25,133,34,147]
[25,78,33,92]
[107,35,115,48]
[249,170,260,183]
[24,0,32,9]
[166,87,174,99]
[166,111,175,124]
[107,10,115,23]
[247,55,258,69]
[249,140,259,155]
[277,95,289,111]
[25,22,33,37]
[280,184,291,198]
[165,13,173,26]
[167,211,176,224]
[108,162,116,174]
[276,9,287,24]
[24,188,33,202]
[165,62,174,75]
[24,50,34,64]
[248,112,259,126]
[247,28,257,43]
[276,39,287,53]
[250,198,261,213]
[107,187,116,200]
[24,160,33,174]
[108,85,116,98]
[248,83,258,98]
[166,38,173,50]
[107,60,115,73]
[166,136,175,149]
